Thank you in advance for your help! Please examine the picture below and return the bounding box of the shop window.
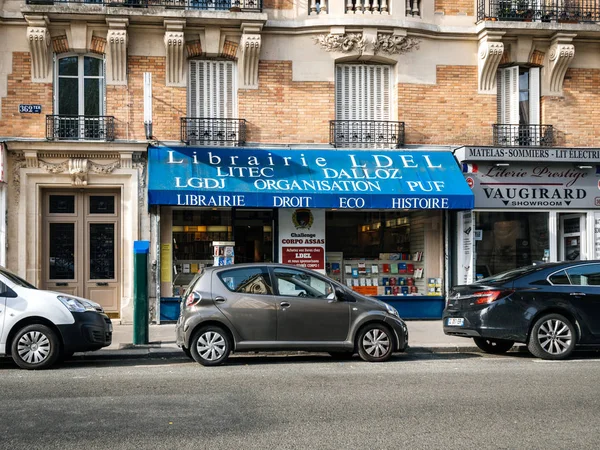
[335,64,391,122]
[218,267,273,295]
[474,212,549,278]
[496,66,540,145]
[188,60,237,118]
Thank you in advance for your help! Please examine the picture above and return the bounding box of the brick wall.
[239,61,335,144]
[399,66,496,146]
[434,0,474,16]
[0,52,52,139]
[542,68,600,148]
[124,56,185,142]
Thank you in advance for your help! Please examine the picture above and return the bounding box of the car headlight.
[58,295,96,313]
[385,303,400,317]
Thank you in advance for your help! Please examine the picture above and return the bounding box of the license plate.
[447,318,464,327]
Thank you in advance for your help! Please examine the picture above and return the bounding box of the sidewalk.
[79,320,481,360]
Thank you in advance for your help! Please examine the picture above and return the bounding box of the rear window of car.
[475,265,545,284]
[218,267,273,295]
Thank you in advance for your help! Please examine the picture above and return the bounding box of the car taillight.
[472,290,512,305]
[185,293,202,307]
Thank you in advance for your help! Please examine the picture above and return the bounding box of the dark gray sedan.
[176,263,409,366]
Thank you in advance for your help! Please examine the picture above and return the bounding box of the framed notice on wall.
[278,208,326,274]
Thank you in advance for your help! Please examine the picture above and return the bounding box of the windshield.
[0,266,37,289]
[476,265,544,284]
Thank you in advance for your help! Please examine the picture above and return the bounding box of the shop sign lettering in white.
[458,147,600,162]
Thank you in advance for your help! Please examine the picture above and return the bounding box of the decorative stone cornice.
[106,18,129,86]
[544,33,576,96]
[164,19,186,87]
[38,157,121,186]
[25,15,50,83]
[313,33,366,54]
[239,23,262,89]
[373,33,419,55]
[478,31,505,94]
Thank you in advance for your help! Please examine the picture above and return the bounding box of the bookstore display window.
[325,211,443,297]
[474,212,549,279]
[172,209,233,274]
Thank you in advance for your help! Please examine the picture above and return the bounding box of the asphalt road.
[1,351,600,450]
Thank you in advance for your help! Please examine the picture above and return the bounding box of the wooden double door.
[43,190,121,315]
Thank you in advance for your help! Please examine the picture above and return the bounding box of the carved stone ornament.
[164,20,186,87]
[313,33,367,54]
[27,26,50,82]
[38,158,120,186]
[12,155,27,205]
[372,34,419,55]
[477,31,505,94]
[546,35,575,96]
[106,18,129,86]
[240,34,261,89]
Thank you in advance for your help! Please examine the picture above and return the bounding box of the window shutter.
[508,66,519,124]
[529,67,540,125]
[188,60,198,117]
[335,64,390,121]
[102,55,106,116]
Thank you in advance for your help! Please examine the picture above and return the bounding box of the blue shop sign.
[147,147,474,210]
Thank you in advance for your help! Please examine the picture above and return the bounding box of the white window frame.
[54,53,106,116]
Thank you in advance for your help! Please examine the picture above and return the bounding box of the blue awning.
[147,147,474,210]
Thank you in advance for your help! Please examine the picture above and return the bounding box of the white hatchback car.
[0,266,112,369]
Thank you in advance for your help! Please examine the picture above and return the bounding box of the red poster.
[281,247,324,270]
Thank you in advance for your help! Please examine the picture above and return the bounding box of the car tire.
[357,323,394,362]
[473,337,514,354]
[527,313,576,360]
[11,324,60,370]
[329,351,354,360]
[190,326,231,366]
[181,346,193,360]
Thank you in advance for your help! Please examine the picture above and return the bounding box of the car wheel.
[181,346,193,360]
[329,351,354,360]
[190,326,231,366]
[11,324,60,370]
[528,313,576,360]
[357,323,394,362]
[473,337,514,354]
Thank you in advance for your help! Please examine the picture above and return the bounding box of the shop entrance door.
[43,190,121,315]
[559,213,586,262]
[233,209,274,263]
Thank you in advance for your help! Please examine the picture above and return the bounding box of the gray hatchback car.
[175,263,409,366]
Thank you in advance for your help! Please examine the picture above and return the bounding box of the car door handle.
[280,301,290,308]
[215,296,226,303]
[570,292,586,296]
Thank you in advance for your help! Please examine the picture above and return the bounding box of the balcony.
[25,0,262,11]
[493,124,554,146]
[330,120,405,148]
[477,0,600,23]
[181,118,246,146]
[46,115,115,141]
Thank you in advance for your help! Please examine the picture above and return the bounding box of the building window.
[188,60,237,118]
[497,66,541,145]
[56,55,105,116]
[335,63,391,122]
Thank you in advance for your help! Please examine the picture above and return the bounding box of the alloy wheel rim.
[363,329,390,358]
[197,331,226,361]
[537,319,572,355]
[17,331,51,364]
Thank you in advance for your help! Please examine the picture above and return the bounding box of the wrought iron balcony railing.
[26,0,262,10]
[493,124,554,147]
[181,118,246,146]
[46,115,115,141]
[330,120,405,148]
[478,0,600,23]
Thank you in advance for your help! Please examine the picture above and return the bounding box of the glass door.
[559,214,586,262]
[233,209,274,263]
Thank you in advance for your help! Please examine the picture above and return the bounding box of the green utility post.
[133,240,150,345]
